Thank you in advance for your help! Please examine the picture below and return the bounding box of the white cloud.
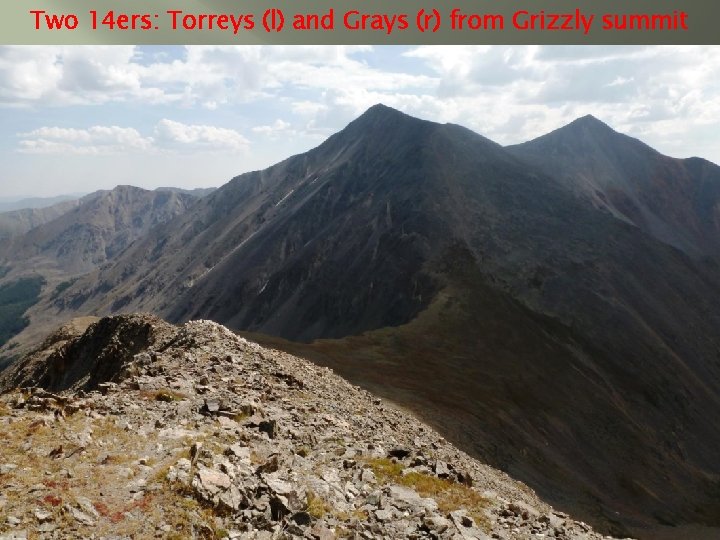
[0,46,150,106]
[0,45,432,111]
[2,45,720,198]
[396,45,720,159]
[17,121,249,155]
[18,126,153,155]
[252,119,294,137]
[0,47,63,104]
[154,120,249,151]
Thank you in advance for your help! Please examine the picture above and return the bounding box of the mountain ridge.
[0,185,199,277]
[0,198,86,241]
[507,114,720,257]
[0,313,629,540]
[4,105,720,538]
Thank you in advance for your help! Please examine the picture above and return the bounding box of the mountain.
[49,104,613,340]
[0,193,85,213]
[0,185,198,277]
[10,106,720,538]
[0,314,623,540]
[507,115,720,258]
[0,185,202,361]
[0,188,214,243]
[0,198,85,240]
[155,186,217,198]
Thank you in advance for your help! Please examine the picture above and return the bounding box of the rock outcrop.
[0,315,624,539]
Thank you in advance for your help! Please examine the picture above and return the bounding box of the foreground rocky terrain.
[10,106,719,536]
[0,315,622,540]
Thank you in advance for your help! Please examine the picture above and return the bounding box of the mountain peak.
[319,103,434,154]
[577,113,603,123]
[109,184,148,195]
[511,114,652,155]
[359,103,405,118]
[348,103,419,130]
[564,114,616,134]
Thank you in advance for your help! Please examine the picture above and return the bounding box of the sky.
[1,45,719,198]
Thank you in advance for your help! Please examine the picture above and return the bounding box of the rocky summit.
[0,314,621,540]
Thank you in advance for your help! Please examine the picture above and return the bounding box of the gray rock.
[256,455,280,474]
[33,509,52,523]
[311,522,336,540]
[511,501,538,519]
[0,463,17,475]
[0,532,28,540]
[366,492,382,507]
[75,496,100,518]
[67,505,96,526]
[193,467,232,499]
[203,398,221,414]
[388,485,438,513]
[449,511,491,540]
[218,485,244,511]
[434,460,451,478]
[190,441,203,464]
[266,476,294,496]
[423,514,451,534]
[360,468,376,484]
[539,512,565,529]
[321,469,341,484]
[37,522,57,533]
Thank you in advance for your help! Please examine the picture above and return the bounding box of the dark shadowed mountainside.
[507,115,720,258]
[12,105,720,538]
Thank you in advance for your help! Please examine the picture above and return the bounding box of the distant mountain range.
[0,198,85,240]
[0,185,211,359]
[0,187,217,242]
[2,105,720,538]
[0,186,200,276]
[0,194,86,213]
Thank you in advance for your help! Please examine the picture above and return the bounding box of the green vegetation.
[0,354,17,372]
[365,457,404,482]
[366,457,490,530]
[306,490,330,518]
[0,276,45,347]
[50,278,76,299]
[152,389,188,402]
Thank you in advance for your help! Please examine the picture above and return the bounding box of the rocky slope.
[0,186,202,363]
[6,106,720,537]
[0,314,621,540]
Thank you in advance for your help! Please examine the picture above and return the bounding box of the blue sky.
[1,45,719,198]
